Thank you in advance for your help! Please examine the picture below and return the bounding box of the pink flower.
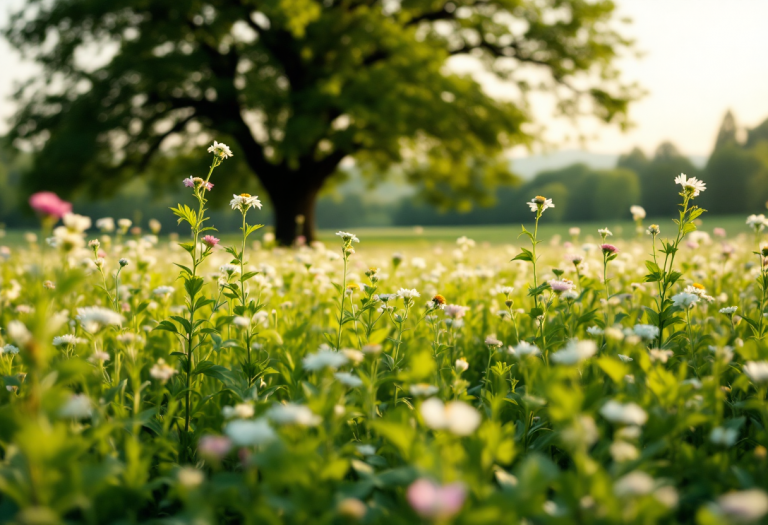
[183,177,214,191]
[601,244,618,254]
[444,304,469,320]
[548,279,574,293]
[198,435,232,460]
[202,235,220,248]
[713,227,726,238]
[407,479,466,519]
[29,192,72,218]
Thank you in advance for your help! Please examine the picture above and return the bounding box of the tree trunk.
[267,180,321,246]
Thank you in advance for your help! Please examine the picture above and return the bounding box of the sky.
[0,0,767,158]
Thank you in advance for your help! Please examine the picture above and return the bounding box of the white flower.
[614,471,655,497]
[224,419,276,446]
[335,372,363,388]
[630,205,646,220]
[720,306,738,315]
[618,354,633,363]
[59,393,92,419]
[335,231,360,243]
[96,217,115,232]
[484,335,503,347]
[117,218,132,231]
[455,358,469,372]
[710,426,738,447]
[743,361,768,384]
[649,348,673,363]
[674,173,706,197]
[562,290,579,301]
[150,359,177,382]
[266,403,322,426]
[551,340,597,365]
[208,140,233,159]
[233,316,250,328]
[747,214,768,231]
[410,383,439,397]
[152,286,175,297]
[527,196,554,213]
[598,228,613,238]
[220,264,241,276]
[76,307,124,332]
[88,351,110,363]
[420,398,481,436]
[63,213,92,233]
[1,344,20,355]
[7,320,31,345]
[586,326,604,336]
[610,441,639,462]
[716,490,768,521]
[341,349,364,364]
[600,400,648,426]
[671,292,699,308]
[633,324,660,340]
[222,403,255,419]
[230,193,262,212]
[511,341,541,357]
[397,288,420,300]
[303,349,348,371]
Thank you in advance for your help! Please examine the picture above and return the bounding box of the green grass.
[1,214,751,249]
[315,214,750,247]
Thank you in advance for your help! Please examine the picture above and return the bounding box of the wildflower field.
[4,145,768,524]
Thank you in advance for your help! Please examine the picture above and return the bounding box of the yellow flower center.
[240,193,251,198]
[693,283,705,290]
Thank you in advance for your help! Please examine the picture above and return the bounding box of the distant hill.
[509,150,708,179]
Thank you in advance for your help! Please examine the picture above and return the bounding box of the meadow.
[2,145,768,524]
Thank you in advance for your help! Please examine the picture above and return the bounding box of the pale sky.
[0,0,767,157]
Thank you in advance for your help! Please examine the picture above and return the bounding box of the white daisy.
[674,173,706,197]
[527,195,554,213]
[230,193,262,212]
[208,141,233,159]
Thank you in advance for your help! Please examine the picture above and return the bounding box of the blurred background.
[0,0,766,244]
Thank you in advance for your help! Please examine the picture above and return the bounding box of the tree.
[5,0,638,244]
[713,110,739,151]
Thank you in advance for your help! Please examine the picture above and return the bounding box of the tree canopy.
[6,0,638,243]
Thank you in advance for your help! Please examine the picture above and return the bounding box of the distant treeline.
[2,111,767,232]
[392,112,768,226]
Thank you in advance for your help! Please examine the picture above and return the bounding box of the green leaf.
[512,247,534,263]
[153,320,180,334]
[192,360,217,376]
[245,223,265,238]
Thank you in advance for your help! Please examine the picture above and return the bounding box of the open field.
[3,180,768,523]
[2,214,756,249]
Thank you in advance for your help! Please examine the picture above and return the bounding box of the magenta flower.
[407,479,466,519]
[29,192,72,218]
[183,177,195,188]
[202,235,220,248]
[601,243,618,254]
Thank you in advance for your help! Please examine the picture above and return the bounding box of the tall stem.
[336,253,348,350]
